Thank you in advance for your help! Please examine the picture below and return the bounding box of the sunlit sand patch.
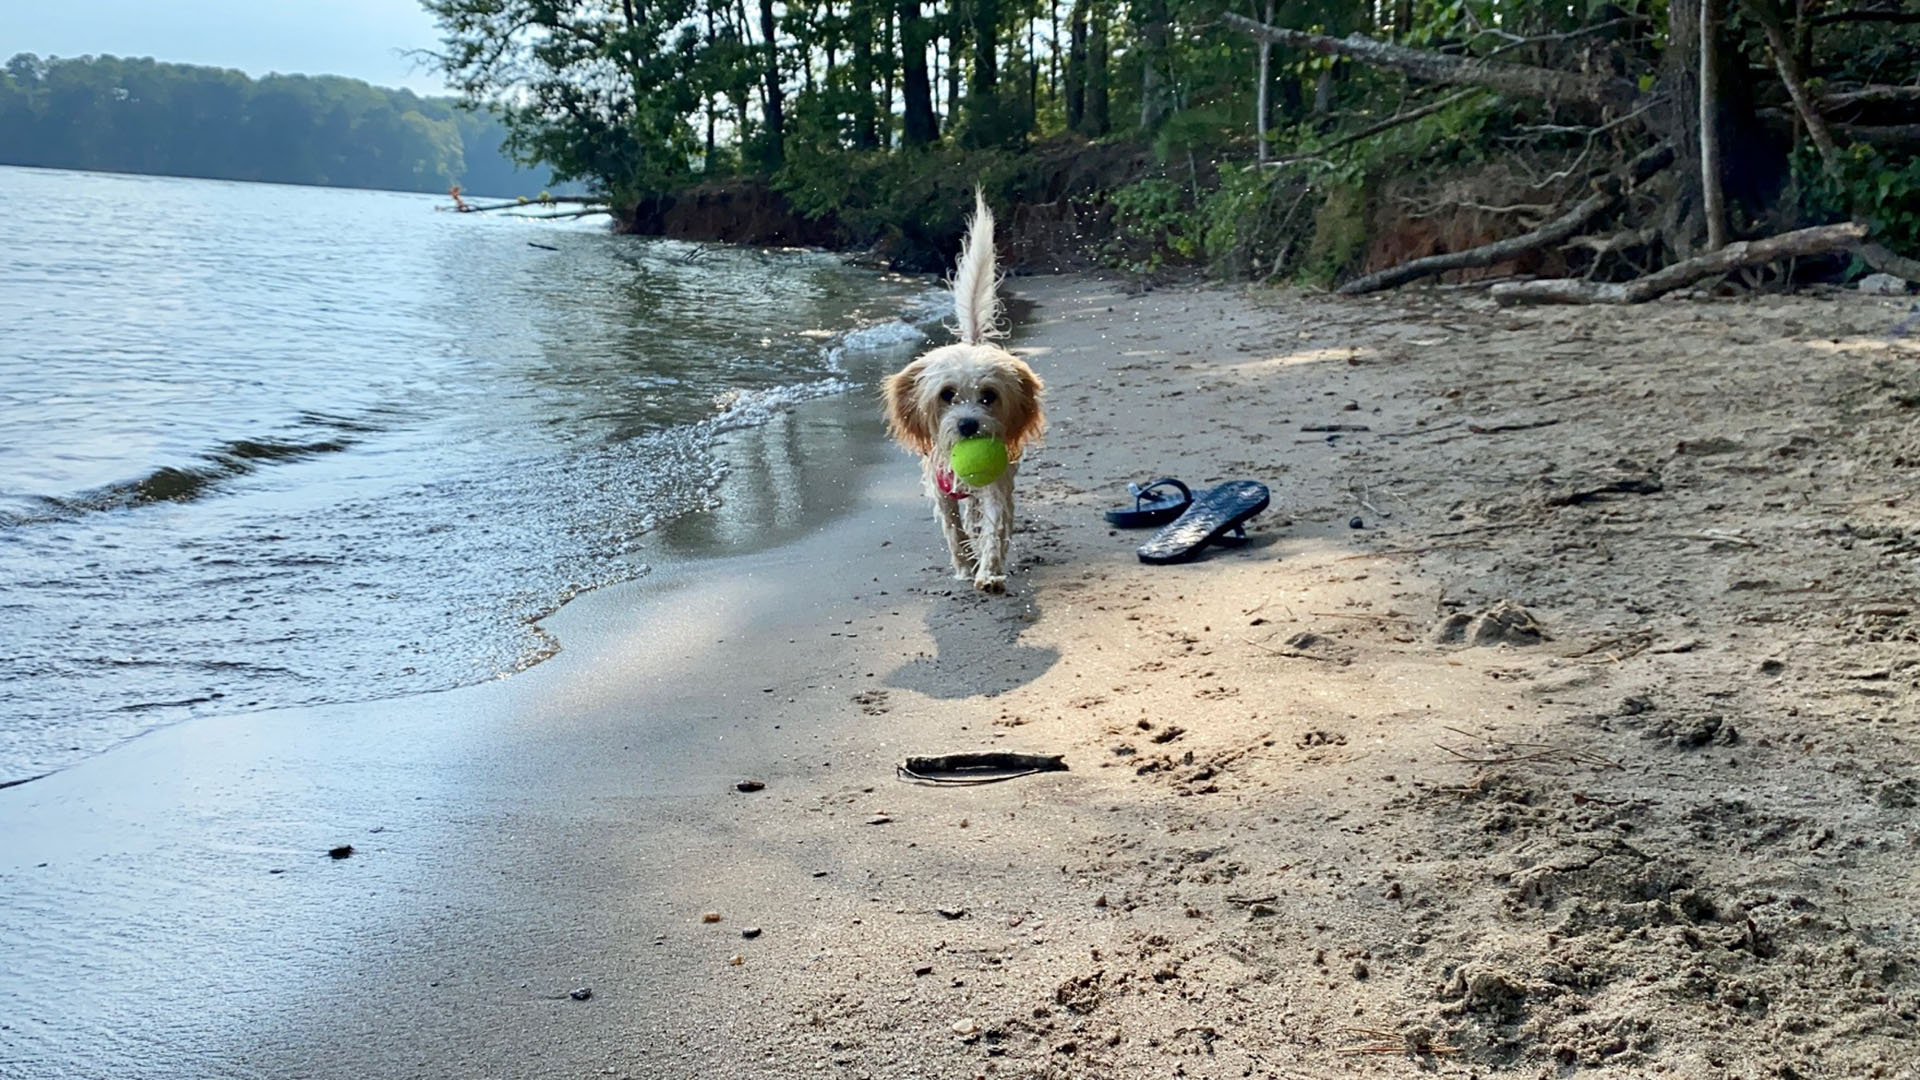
[1225,344,1380,374]
[1803,335,1920,355]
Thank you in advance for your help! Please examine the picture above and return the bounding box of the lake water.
[0,166,937,784]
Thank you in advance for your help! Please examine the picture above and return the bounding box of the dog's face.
[884,344,1044,461]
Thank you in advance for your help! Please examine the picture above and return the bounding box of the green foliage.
[1104,177,1204,273]
[1303,177,1371,285]
[1795,144,1920,260]
[0,53,549,195]
[425,0,707,202]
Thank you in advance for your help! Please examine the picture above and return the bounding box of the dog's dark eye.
[980,389,998,406]
[938,387,956,404]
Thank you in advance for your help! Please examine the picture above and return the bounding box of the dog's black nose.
[957,418,980,438]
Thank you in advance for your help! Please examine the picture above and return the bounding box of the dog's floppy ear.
[1001,360,1046,459]
[884,359,934,455]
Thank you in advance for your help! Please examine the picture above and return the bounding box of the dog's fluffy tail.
[952,188,1000,345]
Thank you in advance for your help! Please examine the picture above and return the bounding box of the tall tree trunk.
[1086,0,1109,135]
[972,0,1000,93]
[1663,0,1731,252]
[946,4,963,121]
[704,5,719,166]
[1394,0,1414,40]
[759,0,784,163]
[1256,0,1273,162]
[1135,0,1171,131]
[1049,0,1061,106]
[1700,0,1728,249]
[899,0,938,144]
[881,5,896,148]
[1027,14,1038,118]
[853,0,879,148]
[1066,0,1087,132]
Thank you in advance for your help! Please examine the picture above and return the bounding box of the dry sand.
[3,275,1917,1079]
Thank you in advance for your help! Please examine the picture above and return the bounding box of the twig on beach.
[1672,530,1761,549]
[1336,540,1488,561]
[1337,1027,1462,1057]
[897,752,1068,785]
[1468,417,1562,434]
[1434,728,1624,770]
[1564,629,1654,663]
[1427,521,1527,540]
[1309,610,1413,621]
[1225,894,1279,906]
[1242,637,1345,663]
[1376,419,1468,439]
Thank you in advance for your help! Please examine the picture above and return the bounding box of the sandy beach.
[4,275,1917,1079]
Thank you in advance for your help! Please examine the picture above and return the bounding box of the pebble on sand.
[735,779,765,792]
[328,845,354,860]
[569,986,593,1001]
[951,1018,980,1037]
[701,911,723,923]
[741,926,762,939]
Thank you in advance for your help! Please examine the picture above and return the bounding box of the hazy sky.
[1,1,452,95]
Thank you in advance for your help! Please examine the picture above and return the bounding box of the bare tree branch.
[1219,13,1640,110]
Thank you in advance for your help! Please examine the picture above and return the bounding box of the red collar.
[935,467,970,500]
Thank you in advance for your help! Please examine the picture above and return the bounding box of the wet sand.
[3,276,1917,1079]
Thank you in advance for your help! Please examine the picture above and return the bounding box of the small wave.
[840,319,928,352]
[4,434,355,526]
[709,377,856,432]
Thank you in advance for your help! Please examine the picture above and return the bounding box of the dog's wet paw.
[974,575,1007,594]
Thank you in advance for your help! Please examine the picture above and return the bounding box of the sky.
[0,0,453,95]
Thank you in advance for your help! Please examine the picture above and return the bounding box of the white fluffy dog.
[884,191,1045,593]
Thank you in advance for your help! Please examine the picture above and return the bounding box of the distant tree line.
[0,53,558,197]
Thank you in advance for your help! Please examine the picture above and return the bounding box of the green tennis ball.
[949,436,1009,487]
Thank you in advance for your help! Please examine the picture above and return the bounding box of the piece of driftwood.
[897,752,1069,785]
[1336,183,1620,296]
[1489,221,1869,304]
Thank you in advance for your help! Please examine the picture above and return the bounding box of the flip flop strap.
[1127,477,1192,509]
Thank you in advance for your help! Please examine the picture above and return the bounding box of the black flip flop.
[1137,481,1271,564]
[1103,477,1194,528]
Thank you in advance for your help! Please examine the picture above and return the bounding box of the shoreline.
[4,275,1917,1077]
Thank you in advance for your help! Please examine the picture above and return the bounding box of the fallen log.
[1488,221,1868,304]
[1859,242,1920,284]
[1833,122,1920,147]
[1336,183,1621,296]
[1821,85,1920,112]
[456,195,608,213]
[1220,13,1639,111]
